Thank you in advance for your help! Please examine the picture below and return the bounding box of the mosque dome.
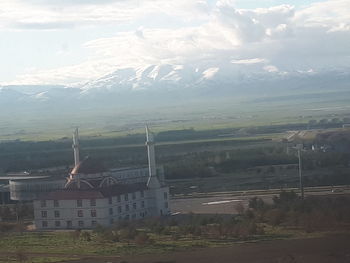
[71,156,106,175]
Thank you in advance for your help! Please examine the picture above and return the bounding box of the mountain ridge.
[1,63,349,113]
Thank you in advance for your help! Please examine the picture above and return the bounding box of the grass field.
[1,90,350,142]
[0,226,329,263]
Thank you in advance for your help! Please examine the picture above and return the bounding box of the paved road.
[170,185,350,214]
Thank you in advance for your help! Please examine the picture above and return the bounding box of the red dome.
[71,156,106,175]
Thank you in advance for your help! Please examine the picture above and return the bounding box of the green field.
[1,89,350,141]
[0,225,327,263]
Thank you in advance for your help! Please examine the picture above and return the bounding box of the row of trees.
[308,117,350,126]
[67,212,264,245]
[248,191,350,232]
[0,203,33,222]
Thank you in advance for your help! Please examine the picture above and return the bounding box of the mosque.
[33,127,170,229]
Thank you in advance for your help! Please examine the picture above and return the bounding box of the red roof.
[37,183,147,200]
[38,189,104,200]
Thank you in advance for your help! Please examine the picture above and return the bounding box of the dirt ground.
[170,195,248,214]
[62,233,350,263]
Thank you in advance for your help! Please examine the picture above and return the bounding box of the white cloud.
[202,67,219,79]
[231,58,267,64]
[7,62,106,86]
[294,0,350,29]
[2,0,350,85]
[263,65,278,73]
[0,0,208,30]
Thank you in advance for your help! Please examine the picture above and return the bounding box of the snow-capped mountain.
[1,63,350,114]
[80,64,203,94]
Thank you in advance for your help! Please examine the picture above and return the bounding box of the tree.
[308,119,317,126]
[235,202,245,214]
[319,119,328,124]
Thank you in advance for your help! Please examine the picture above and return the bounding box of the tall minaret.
[72,127,80,167]
[146,125,161,188]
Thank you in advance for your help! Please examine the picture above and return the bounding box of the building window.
[66,221,72,228]
[78,210,84,217]
[118,206,122,213]
[164,202,169,209]
[54,210,60,218]
[77,199,82,207]
[42,221,48,228]
[125,214,130,220]
[55,221,61,227]
[125,204,129,211]
[41,211,47,218]
[141,201,145,208]
[54,200,59,207]
[91,220,97,227]
[108,197,112,205]
[78,221,84,227]
[110,218,114,225]
[90,199,96,206]
[164,192,168,199]
[117,195,121,202]
[132,214,136,219]
[109,208,113,215]
[140,191,144,198]
[133,203,137,210]
[91,210,97,217]
[40,200,46,207]
[132,192,136,200]
[124,194,128,201]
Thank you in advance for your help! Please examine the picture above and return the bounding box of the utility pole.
[296,144,304,199]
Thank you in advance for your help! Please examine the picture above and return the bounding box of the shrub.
[93,224,107,234]
[70,229,81,240]
[80,231,92,241]
[98,230,119,242]
[249,197,266,211]
[273,190,298,210]
[15,222,26,234]
[0,222,16,233]
[119,226,137,240]
[134,232,150,245]
[264,209,285,226]
[235,202,245,214]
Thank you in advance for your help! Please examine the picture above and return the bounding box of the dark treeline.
[0,131,269,172]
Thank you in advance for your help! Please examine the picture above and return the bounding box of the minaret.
[145,125,161,188]
[72,127,80,167]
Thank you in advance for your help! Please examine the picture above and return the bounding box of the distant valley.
[1,64,350,140]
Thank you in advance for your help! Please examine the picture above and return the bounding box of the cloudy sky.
[0,0,349,86]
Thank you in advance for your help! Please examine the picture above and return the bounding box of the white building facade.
[33,184,169,229]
